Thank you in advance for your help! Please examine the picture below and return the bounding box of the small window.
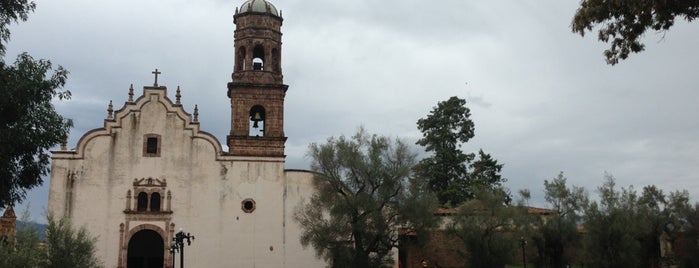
[143,134,161,157]
[150,192,161,212]
[137,192,148,212]
[146,138,157,154]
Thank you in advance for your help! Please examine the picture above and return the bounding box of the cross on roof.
[152,68,161,87]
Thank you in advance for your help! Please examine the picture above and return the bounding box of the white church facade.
[47,1,327,267]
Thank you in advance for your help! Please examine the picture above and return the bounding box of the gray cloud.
[6,0,699,220]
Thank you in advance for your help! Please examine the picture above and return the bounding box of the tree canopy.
[572,0,699,65]
[415,96,505,207]
[0,0,35,56]
[449,187,528,268]
[295,129,439,268]
[0,0,71,208]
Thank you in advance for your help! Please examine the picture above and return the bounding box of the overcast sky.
[5,0,699,221]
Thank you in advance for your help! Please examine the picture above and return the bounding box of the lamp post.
[520,237,527,268]
[169,241,177,268]
[172,228,194,268]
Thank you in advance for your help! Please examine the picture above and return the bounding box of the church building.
[47,1,327,267]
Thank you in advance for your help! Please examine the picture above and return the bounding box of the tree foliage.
[532,172,587,268]
[580,175,693,268]
[415,96,505,207]
[572,0,699,65]
[0,0,35,56]
[0,0,71,208]
[295,129,439,268]
[44,215,102,268]
[449,187,526,268]
[0,210,102,268]
[0,53,71,209]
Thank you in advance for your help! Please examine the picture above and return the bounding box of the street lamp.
[172,228,195,268]
[169,241,178,268]
[520,237,527,268]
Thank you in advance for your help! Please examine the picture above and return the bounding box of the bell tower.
[227,0,287,157]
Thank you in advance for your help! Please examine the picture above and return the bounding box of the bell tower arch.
[227,0,288,157]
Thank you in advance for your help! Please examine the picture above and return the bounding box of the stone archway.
[127,229,164,268]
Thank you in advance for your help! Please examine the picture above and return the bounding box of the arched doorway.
[127,229,164,268]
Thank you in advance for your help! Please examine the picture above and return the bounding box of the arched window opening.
[249,105,266,137]
[137,192,148,212]
[237,46,246,71]
[150,192,161,212]
[252,45,265,70]
[271,48,280,73]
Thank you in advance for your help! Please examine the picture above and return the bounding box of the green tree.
[532,172,587,268]
[448,187,526,268]
[415,96,506,207]
[635,186,693,268]
[44,215,102,268]
[0,209,102,268]
[571,0,699,65]
[0,0,72,208]
[582,175,643,267]
[294,129,439,268]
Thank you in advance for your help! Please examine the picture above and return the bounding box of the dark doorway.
[127,229,164,268]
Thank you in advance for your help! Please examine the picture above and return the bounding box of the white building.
[47,1,326,267]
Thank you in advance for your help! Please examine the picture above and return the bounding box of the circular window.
[241,198,256,213]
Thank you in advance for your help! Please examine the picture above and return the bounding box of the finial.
[280,10,283,17]
[193,105,199,122]
[107,100,114,119]
[176,86,181,105]
[128,84,134,102]
[152,68,161,87]
[61,137,67,150]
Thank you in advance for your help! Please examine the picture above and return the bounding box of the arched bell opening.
[237,46,246,71]
[252,45,265,71]
[127,229,164,268]
[249,105,266,137]
[271,48,280,73]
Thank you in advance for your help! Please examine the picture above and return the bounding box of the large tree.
[415,96,505,207]
[572,0,699,65]
[294,129,439,268]
[0,0,71,208]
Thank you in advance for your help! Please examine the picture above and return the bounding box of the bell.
[251,112,263,128]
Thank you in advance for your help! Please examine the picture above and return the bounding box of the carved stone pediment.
[133,177,167,187]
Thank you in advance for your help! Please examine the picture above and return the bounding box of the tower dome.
[238,0,279,17]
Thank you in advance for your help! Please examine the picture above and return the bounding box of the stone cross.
[152,68,161,87]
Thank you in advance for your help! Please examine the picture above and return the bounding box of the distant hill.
[16,221,47,240]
